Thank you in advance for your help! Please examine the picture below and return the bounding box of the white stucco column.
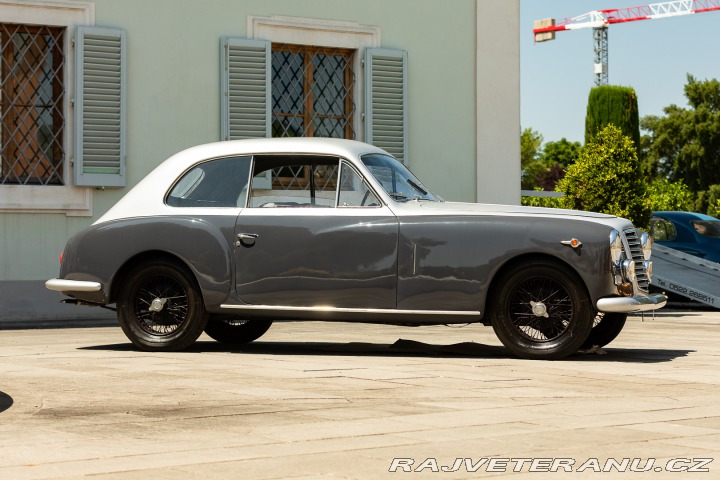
[476,0,521,205]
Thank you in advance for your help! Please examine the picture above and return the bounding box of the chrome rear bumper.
[45,278,102,292]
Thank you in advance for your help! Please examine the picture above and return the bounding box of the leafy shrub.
[559,125,651,228]
[521,190,562,208]
[646,178,694,212]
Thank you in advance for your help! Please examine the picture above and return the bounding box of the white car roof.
[166,138,386,169]
[96,138,389,224]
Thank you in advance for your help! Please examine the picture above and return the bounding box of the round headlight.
[610,229,624,263]
[641,231,652,260]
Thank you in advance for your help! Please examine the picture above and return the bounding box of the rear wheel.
[204,317,273,345]
[581,312,627,349]
[117,260,207,351]
[490,260,594,360]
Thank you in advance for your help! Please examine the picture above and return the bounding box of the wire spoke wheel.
[491,260,593,359]
[508,276,574,342]
[118,260,208,351]
[132,274,189,336]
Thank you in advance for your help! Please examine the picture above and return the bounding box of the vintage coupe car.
[47,138,667,359]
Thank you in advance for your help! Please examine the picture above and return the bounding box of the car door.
[234,156,399,309]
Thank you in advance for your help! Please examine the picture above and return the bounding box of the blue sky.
[521,0,720,145]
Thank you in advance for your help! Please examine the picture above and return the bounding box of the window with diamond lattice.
[271,44,355,140]
[0,24,65,185]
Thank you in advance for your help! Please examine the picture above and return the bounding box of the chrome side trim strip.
[220,304,480,316]
[45,279,102,292]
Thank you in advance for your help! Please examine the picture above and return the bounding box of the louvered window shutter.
[221,38,271,140]
[74,26,127,187]
[364,48,408,164]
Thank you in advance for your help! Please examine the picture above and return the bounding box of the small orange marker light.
[59,252,64,265]
[561,238,583,249]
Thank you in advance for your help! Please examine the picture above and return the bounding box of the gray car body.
[50,138,657,324]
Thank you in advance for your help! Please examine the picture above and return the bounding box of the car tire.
[117,260,208,351]
[204,317,273,345]
[581,312,627,349]
[490,260,594,360]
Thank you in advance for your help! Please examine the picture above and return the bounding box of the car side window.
[166,156,251,208]
[650,218,677,241]
[691,220,720,238]
[338,162,381,207]
[248,156,339,208]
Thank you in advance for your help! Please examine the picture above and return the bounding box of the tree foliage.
[542,138,582,167]
[646,178,695,212]
[641,75,720,192]
[521,136,581,191]
[559,125,651,227]
[694,185,720,217]
[586,86,640,148]
[520,128,542,167]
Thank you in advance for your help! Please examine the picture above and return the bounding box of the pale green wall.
[0,0,489,281]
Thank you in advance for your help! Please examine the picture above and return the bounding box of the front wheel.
[490,260,594,360]
[581,312,627,349]
[117,260,208,351]
[204,317,273,345]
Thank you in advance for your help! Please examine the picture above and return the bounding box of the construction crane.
[533,0,720,86]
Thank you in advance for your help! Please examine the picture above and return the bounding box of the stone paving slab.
[0,311,718,479]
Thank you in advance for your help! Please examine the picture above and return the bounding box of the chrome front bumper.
[596,293,668,313]
[45,278,102,292]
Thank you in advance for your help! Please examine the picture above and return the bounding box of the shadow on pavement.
[0,391,13,413]
[80,339,692,362]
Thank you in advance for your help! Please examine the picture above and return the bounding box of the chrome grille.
[624,228,649,292]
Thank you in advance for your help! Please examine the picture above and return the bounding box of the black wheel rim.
[132,274,189,336]
[508,275,574,342]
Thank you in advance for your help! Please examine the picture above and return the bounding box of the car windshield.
[691,220,720,238]
[361,153,440,202]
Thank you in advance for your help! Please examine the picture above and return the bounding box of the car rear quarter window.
[166,156,251,208]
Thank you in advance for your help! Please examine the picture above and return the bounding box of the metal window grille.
[0,24,65,185]
[271,164,338,192]
[270,44,354,190]
[271,44,356,140]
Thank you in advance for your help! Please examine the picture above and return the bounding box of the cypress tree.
[585,86,640,148]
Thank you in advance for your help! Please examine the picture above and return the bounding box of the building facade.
[0,0,520,317]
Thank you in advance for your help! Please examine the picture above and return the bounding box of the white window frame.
[0,1,95,216]
[247,15,381,143]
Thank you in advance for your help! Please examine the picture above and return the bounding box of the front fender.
[397,215,620,313]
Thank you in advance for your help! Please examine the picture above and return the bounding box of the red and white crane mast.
[533,0,720,85]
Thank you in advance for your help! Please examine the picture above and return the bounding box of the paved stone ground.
[0,311,718,479]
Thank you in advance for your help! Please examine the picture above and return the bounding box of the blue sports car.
[650,211,720,263]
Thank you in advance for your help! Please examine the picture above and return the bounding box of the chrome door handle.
[236,233,259,247]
